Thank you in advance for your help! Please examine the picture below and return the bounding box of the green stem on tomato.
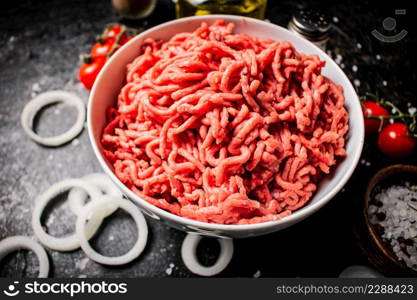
[106,25,127,58]
[80,54,92,64]
[361,92,417,136]
[380,99,405,116]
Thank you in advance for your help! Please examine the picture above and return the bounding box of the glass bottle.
[174,0,267,20]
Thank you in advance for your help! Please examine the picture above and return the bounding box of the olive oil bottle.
[174,0,267,19]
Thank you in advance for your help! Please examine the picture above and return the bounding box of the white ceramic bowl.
[88,15,364,238]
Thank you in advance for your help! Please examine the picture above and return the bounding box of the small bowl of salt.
[364,164,417,276]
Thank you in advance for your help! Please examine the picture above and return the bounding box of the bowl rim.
[88,14,365,232]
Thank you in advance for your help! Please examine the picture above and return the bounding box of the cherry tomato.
[103,25,126,42]
[361,101,389,134]
[378,123,416,158]
[78,56,106,90]
[91,38,116,58]
[104,25,122,39]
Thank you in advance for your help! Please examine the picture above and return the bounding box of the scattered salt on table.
[71,138,80,147]
[165,263,175,276]
[335,54,343,65]
[32,83,41,93]
[354,79,360,87]
[408,107,417,115]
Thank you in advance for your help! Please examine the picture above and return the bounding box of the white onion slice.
[76,196,148,265]
[31,178,104,251]
[0,236,49,278]
[339,265,383,278]
[21,90,86,146]
[181,234,233,276]
[68,173,122,217]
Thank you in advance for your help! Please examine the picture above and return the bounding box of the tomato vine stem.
[360,92,417,137]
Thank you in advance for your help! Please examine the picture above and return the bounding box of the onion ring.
[68,173,122,217]
[31,178,104,251]
[339,265,383,278]
[181,234,234,276]
[0,236,49,278]
[21,90,86,146]
[75,196,148,265]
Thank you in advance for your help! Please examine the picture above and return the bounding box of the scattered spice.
[165,263,175,276]
[253,270,261,278]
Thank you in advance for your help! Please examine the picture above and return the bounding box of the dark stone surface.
[0,0,416,278]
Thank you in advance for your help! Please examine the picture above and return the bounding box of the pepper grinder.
[112,0,157,19]
[288,9,331,50]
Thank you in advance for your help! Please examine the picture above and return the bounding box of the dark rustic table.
[0,0,416,278]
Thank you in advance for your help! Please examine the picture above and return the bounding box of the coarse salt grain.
[71,138,80,147]
[165,263,175,276]
[335,54,343,64]
[32,83,41,93]
[408,107,417,115]
[352,65,358,72]
[354,79,360,87]
[368,184,417,271]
